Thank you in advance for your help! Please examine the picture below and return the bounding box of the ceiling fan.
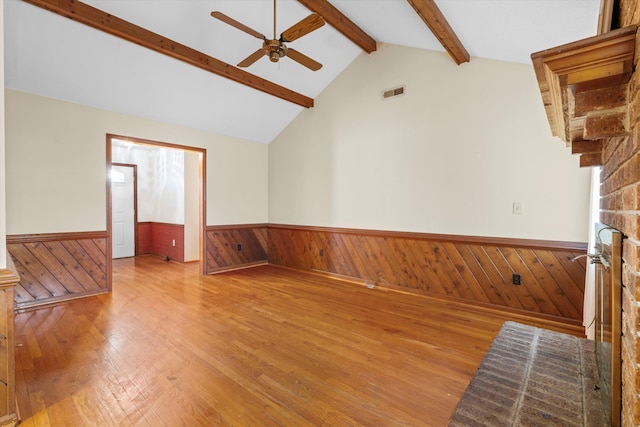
[211,0,325,71]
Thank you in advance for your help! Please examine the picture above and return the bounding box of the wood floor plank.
[14,256,584,426]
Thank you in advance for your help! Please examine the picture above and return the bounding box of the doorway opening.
[111,163,137,259]
[106,134,206,275]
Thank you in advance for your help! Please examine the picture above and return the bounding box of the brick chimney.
[586,2,640,424]
[607,2,639,425]
[531,1,640,424]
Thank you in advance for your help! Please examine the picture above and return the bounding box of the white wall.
[5,89,268,235]
[112,142,185,224]
[269,44,591,242]
[5,44,592,243]
[133,146,185,224]
[149,147,185,224]
[184,151,200,262]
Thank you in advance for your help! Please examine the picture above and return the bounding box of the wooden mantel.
[531,25,637,167]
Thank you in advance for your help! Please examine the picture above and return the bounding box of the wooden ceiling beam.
[297,0,377,54]
[405,0,469,65]
[22,0,314,108]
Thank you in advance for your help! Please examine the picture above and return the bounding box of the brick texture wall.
[137,222,185,262]
[606,2,640,425]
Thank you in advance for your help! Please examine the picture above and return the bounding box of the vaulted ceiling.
[4,0,601,143]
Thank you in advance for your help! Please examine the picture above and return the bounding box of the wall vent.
[382,85,405,100]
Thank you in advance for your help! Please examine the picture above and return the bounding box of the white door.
[112,165,135,258]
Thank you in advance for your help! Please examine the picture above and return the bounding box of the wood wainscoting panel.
[7,232,110,309]
[268,225,588,324]
[205,224,268,274]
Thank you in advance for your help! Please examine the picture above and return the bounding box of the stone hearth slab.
[448,321,607,426]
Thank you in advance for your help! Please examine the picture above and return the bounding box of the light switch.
[513,202,522,215]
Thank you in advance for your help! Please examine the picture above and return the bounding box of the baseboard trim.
[208,261,269,274]
[267,223,588,251]
[7,231,108,244]
[268,263,585,336]
[14,289,110,313]
[206,223,268,231]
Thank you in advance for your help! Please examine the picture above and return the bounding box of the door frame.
[106,134,207,275]
[112,163,138,257]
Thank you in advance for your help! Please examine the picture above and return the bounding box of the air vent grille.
[382,85,405,100]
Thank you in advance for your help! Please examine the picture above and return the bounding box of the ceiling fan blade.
[237,49,265,68]
[210,11,265,40]
[280,14,325,42]
[286,49,322,71]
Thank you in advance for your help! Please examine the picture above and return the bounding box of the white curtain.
[583,167,600,339]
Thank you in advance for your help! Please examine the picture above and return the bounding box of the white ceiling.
[4,0,601,144]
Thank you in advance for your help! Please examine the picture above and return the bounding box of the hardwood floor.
[13,256,583,426]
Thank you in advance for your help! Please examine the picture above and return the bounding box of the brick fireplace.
[614,3,640,424]
[592,3,639,425]
[532,1,639,424]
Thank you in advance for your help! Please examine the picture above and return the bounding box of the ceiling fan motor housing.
[263,39,287,62]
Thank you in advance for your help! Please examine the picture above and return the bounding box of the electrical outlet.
[172,239,176,247]
[237,244,242,251]
[512,274,521,285]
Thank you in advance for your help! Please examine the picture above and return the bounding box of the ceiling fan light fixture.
[210,1,324,71]
[263,39,287,63]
